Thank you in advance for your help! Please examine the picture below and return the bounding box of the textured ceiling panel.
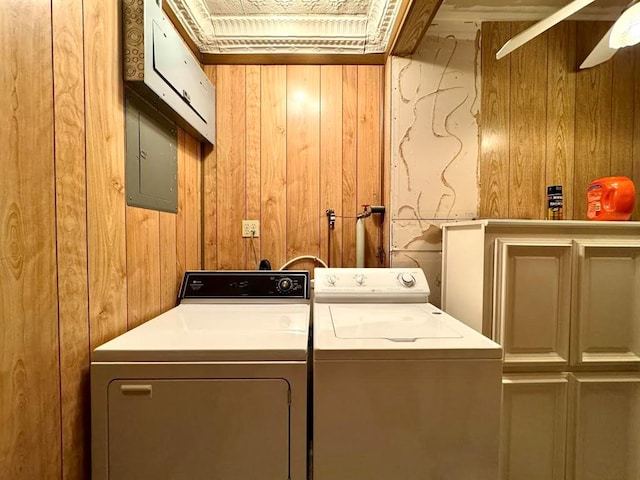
[205,0,371,15]
[167,0,401,53]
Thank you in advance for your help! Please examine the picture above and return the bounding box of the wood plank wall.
[480,21,640,220]
[1,2,61,479]
[1,0,203,478]
[203,65,387,271]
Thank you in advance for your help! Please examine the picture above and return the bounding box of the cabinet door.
[567,373,640,480]
[494,240,572,367]
[501,374,569,480]
[107,378,290,480]
[572,241,640,366]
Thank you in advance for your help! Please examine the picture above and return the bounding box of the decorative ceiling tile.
[167,0,399,54]
[201,0,371,15]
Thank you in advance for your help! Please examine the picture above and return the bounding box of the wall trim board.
[201,53,387,66]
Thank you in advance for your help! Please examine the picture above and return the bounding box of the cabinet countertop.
[440,219,640,230]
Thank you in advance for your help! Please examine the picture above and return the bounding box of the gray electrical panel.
[123,0,215,144]
[125,93,178,213]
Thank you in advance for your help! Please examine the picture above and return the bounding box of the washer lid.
[313,303,501,360]
[92,303,310,362]
[331,304,464,341]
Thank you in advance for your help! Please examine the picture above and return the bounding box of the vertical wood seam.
[284,67,288,266]
[317,67,322,260]
[634,50,640,220]
[79,0,91,470]
[507,23,512,218]
[53,0,90,475]
[51,1,65,472]
[352,64,357,248]
[80,0,91,418]
[258,70,262,261]
[573,24,579,217]
[124,203,130,330]
[198,142,203,270]
[317,67,321,261]
[378,66,385,265]
[545,24,550,210]
[245,68,249,267]
[609,48,614,175]
[215,110,219,269]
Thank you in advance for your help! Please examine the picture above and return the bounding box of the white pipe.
[278,255,329,270]
[356,217,365,268]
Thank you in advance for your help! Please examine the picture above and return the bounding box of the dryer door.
[107,378,290,479]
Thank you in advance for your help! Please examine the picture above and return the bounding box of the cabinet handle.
[120,384,152,396]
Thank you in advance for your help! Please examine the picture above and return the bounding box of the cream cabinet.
[571,242,640,366]
[567,373,640,480]
[441,220,640,480]
[501,374,569,480]
[493,240,573,367]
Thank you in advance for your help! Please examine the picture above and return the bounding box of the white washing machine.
[313,267,503,480]
[91,270,310,480]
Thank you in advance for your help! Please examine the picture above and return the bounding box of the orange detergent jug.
[587,176,636,221]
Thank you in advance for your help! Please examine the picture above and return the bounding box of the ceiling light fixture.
[610,2,640,48]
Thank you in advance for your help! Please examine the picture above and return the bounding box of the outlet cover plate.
[242,220,260,238]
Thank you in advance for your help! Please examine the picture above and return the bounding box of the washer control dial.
[354,274,365,285]
[326,275,337,286]
[277,277,293,292]
[398,272,416,288]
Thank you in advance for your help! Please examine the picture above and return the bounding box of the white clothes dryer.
[313,267,503,480]
[91,270,310,480]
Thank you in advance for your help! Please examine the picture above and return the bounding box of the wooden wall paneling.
[159,211,178,310]
[342,66,359,267]
[261,66,288,269]
[217,65,246,269]
[574,22,613,220]
[172,128,201,281]
[1,0,61,477]
[197,141,203,269]
[125,207,161,329]
[85,0,128,349]
[184,132,201,270]
[546,22,576,220]
[610,46,634,177]
[52,0,90,476]
[203,66,217,269]
[176,129,188,280]
[286,66,321,272]
[356,66,383,266]
[320,66,344,267]
[246,65,262,269]
[480,21,638,220]
[479,22,512,218]
[509,22,547,219]
[634,49,640,222]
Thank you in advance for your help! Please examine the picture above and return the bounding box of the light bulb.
[610,3,640,48]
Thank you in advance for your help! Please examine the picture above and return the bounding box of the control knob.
[398,272,416,288]
[278,278,293,292]
[326,275,337,286]
[354,274,365,285]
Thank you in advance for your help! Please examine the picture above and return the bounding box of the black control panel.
[178,270,310,300]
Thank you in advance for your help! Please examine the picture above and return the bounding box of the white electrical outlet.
[242,220,260,238]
